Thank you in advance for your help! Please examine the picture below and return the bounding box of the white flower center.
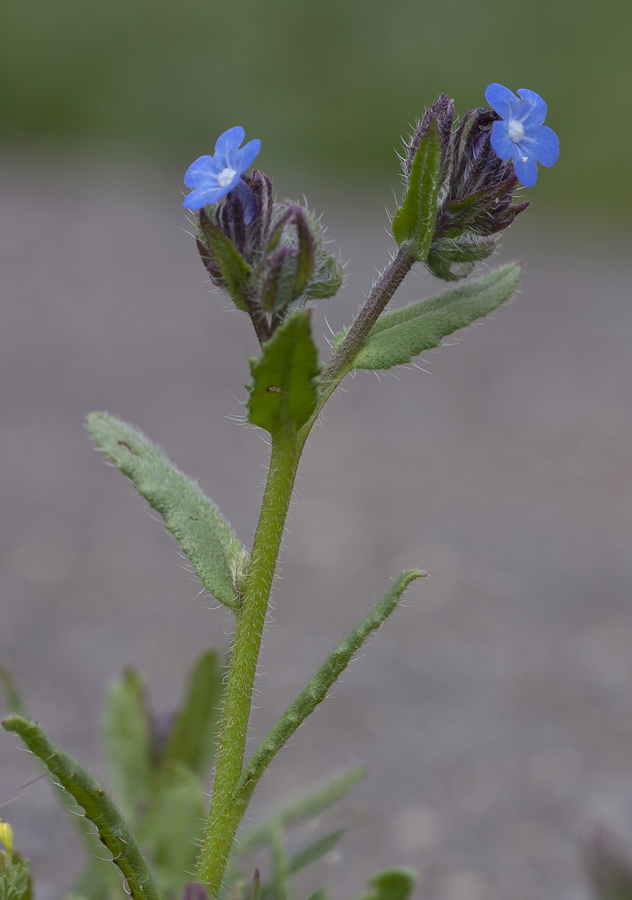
[521,156,528,163]
[217,167,237,188]
[508,120,525,143]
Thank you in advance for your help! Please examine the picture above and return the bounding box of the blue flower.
[182,126,261,210]
[484,84,559,188]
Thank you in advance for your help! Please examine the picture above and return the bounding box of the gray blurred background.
[1,2,632,900]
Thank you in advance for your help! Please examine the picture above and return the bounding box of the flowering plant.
[1,86,558,900]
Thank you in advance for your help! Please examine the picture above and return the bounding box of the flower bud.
[401,98,529,281]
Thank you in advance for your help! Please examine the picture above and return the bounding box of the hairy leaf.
[234,570,424,811]
[2,717,161,900]
[392,117,441,259]
[87,413,245,612]
[164,649,223,778]
[247,312,320,435]
[334,264,520,370]
[103,668,153,824]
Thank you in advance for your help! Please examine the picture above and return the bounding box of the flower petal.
[234,138,261,173]
[527,124,560,166]
[214,126,246,169]
[490,120,515,161]
[517,89,547,127]
[485,83,520,119]
[512,153,539,189]
[184,155,220,188]
[182,183,231,210]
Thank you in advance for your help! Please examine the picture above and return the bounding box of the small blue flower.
[484,84,559,188]
[182,126,261,210]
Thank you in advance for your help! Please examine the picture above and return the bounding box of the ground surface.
[1,154,632,900]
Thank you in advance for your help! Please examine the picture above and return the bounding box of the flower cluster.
[184,127,342,341]
[403,85,558,280]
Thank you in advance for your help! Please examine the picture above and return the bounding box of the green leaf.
[103,668,153,825]
[288,829,344,875]
[334,264,520,371]
[87,413,245,612]
[144,762,206,898]
[246,312,320,435]
[0,666,28,719]
[234,571,424,811]
[392,117,441,260]
[0,859,30,900]
[164,649,223,778]
[198,215,251,312]
[2,716,161,900]
[233,766,365,858]
[266,824,290,900]
[355,869,417,900]
[307,890,328,900]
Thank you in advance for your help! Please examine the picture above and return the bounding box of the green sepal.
[444,179,516,228]
[143,762,206,898]
[87,413,246,612]
[425,235,495,281]
[103,668,153,825]
[1,716,161,900]
[392,116,441,260]
[0,858,30,900]
[198,215,251,311]
[246,312,321,435]
[353,869,417,900]
[305,253,343,300]
[333,264,520,370]
[164,649,223,778]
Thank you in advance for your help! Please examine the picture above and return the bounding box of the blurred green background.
[0,0,622,215]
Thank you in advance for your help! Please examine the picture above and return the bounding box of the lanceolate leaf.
[246,312,320,435]
[233,765,364,858]
[233,570,423,818]
[164,649,223,778]
[87,413,245,612]
[333,263,520,371]
[102,668,153,825]
[288,829,345,875]
[392,116,441,260]
[0,665,29,719]
[1,716,161,900]
[144,762,206,898]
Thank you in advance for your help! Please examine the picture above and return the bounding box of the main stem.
[196,429,301,895]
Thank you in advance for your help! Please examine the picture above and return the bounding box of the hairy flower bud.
[194,172,342,336]
[401,98,529,281]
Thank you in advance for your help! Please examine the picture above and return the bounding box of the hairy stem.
[320,244,415,388]
[196,429,301,895]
